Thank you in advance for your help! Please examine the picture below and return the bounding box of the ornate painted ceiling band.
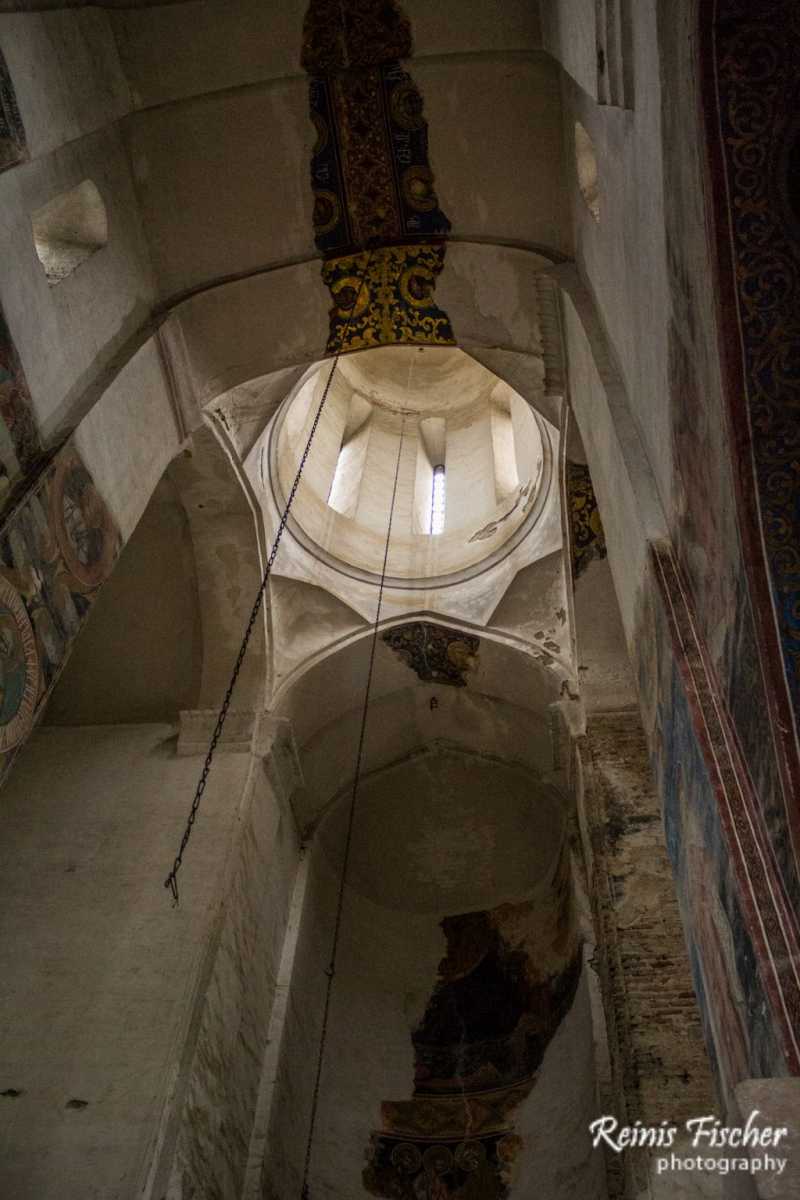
[0,50,27,174]
[303,0,455,351]
[322,245,454,353]
[700,0,800,873]
[310,65,451,253]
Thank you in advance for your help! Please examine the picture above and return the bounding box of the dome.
[268,346,552,586]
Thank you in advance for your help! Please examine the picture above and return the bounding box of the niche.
[574,122,600,222]
[32,180,108,285]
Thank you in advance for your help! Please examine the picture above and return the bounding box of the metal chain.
[300,414,407,1200]
[164,249,374,905]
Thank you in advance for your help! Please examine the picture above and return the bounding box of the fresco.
[632,2,800,1101]
[382,623,479,687]
[0,308,44,504]
[697,0,800,912]
[302,0,455,353]
[364,845,581,1199]
[635,545,799,1101]
[0,442,121,781]
[322,244,453,354]
[565,461,607,580]
[0,49,27,174]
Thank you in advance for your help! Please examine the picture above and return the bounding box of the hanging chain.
[164,249,374,905]
[300,414,407,1200]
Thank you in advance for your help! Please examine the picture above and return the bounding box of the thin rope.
[164,249,373,905]
[300,414,407,1200]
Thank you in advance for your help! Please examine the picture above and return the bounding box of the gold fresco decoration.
[323,244,455,353]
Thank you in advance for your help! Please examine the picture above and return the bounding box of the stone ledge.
[176,711,304,798]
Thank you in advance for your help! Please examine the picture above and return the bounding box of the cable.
[299,414,407,1200]
[164,249,373,904]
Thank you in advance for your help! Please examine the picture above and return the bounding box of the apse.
[263,743,602,1200]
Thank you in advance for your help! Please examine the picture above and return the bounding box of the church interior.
[0,2,798,1198]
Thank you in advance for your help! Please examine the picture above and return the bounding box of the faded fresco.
[0,442,121,780]
[565,461,607,580]
[632,0,800,1102]
[302,0,455,353]
[0,49,27,174]
[0,308,44,503]
[634,548,795,1104]
[382,623,479,688]
[364,845,581,1199]
[692,2,800,913]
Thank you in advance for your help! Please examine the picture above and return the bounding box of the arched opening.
[255,627,602,1200]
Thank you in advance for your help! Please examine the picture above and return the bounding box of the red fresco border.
[651,541,800,1074]
[696,0,800,877]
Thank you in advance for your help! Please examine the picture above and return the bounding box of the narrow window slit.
[429,464,446,535]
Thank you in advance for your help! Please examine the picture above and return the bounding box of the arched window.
[429,464,446,535]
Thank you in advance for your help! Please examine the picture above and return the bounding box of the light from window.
[430,464,446,535]
[328,421,370,517]
[328,443,349,511]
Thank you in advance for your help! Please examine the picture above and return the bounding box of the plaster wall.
[0,123,157,442]
[122,79,314,302]
[561,291,654,637]
[72,336,181,541]
[444,404,495,529]
[122,56,567,303]
[418,53,569,256]
[276,636,563,838]
[353,418,416,535]
[559,0,673,523]
[168,431,268,711]
[0,724,253,1200]
[540,0,598,101]
[112,0,544,110]
[166,726,301,1200]
[573,556,637,712]
[0,10,130,159]
[44,474,202,725]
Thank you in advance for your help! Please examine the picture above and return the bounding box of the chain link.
[164,250,373,904]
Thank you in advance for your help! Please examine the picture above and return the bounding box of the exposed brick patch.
[577,711,715,1197]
